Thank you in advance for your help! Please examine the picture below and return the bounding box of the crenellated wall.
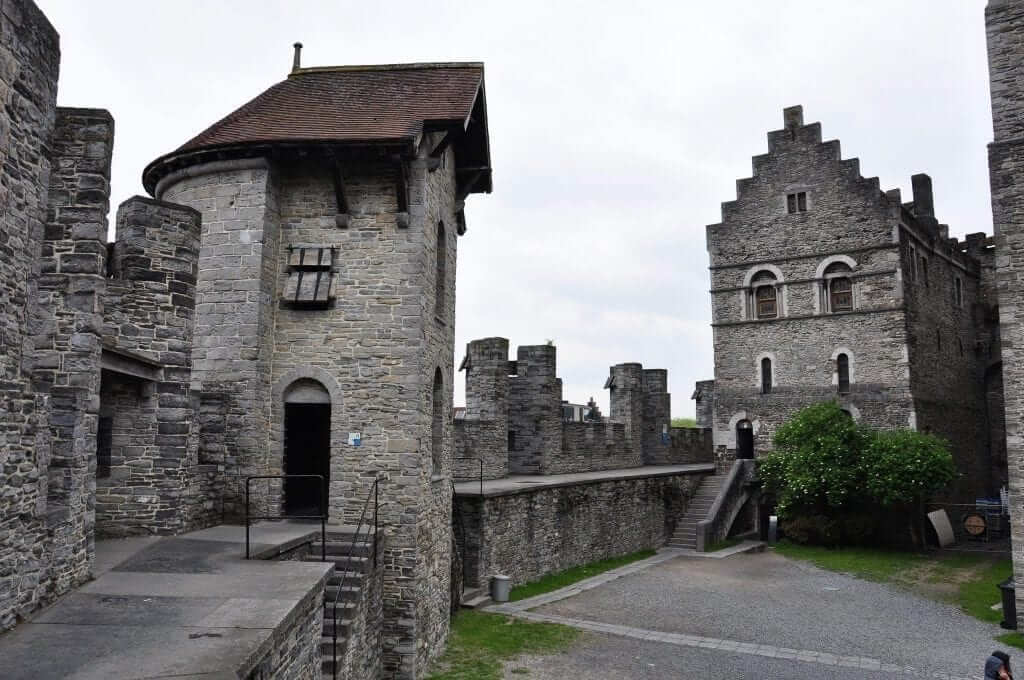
[455,339,712,477]
[97,196,202,536]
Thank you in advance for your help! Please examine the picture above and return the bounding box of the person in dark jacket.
[986,650,1013,680]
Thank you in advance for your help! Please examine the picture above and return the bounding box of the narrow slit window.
[435,221,446,320]
[837,354,850,394]
[954,276,963,307]
[920,256,929,287]
[761,357,773,394]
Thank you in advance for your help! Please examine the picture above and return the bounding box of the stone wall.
[557,421,637,472]
[244,573,324,680]
[454,419,509,480]
[986,0,1024,630]
[693,380,715,428]
[97,196,201,535]
[31,105,114,606]
[338,539,384,680]
[455,472,702,589]
[160,162,280,518]
[0,0,61,630]
[508,345,562,474]
[667,427,715,464]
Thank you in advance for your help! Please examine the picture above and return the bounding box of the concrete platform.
[0,521,332,680]
[452,463,715,497]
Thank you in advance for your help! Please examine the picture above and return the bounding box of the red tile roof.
[178,63,484,151]
[144,62,491,194]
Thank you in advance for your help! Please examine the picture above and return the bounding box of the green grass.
[956,558,1012,623]
[427,611,579,680]
[772,541,929,582]
[508,549,656,602]
[671,417,697,428]
[773,541,1011,626]
[997,632,1024,651]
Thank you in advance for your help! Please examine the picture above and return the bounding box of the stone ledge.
[453,464,714,498]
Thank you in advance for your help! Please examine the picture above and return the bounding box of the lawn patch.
[997,632,1024,651]
[427,611,579,680]
[773,542,1011,625]
[508,549,655,602]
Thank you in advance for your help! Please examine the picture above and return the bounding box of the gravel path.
[519,550,1004,679]
[503,631,909,680]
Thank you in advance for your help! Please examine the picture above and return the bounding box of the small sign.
[348,432,361,447]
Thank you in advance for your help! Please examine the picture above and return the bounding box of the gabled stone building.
[701,106,1005,500]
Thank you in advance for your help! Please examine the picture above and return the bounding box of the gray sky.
[40,0,992,417]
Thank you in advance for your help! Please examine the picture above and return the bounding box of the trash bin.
[1000,578,1017,630]
[491,575,511,603]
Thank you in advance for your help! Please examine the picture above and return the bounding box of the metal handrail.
[244,474,326,560]
[453,457,484,496]
[326,476,380,679]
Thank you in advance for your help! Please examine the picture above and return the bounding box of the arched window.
[761,357,773,394]
[837,353,850,394]
[751,271,778,319]
[435,221,446,319]
[431,368,444,476]
[824,261,853,312]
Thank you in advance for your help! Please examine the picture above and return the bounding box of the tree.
[758,401,956,546]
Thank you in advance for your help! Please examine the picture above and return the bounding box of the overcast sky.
[39,1,992,417]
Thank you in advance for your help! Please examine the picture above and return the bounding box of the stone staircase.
[667,472,728,550]
[300,532,373,678]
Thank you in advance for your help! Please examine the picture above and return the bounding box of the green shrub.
[759,401,956,546]
[862,429,956,506]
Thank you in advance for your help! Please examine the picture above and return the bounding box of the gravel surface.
[503,631,908,680]
[530,550,1003,678]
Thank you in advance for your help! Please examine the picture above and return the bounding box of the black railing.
[244,474,327,561]
[454,457,484,496]
[326,476,380,679]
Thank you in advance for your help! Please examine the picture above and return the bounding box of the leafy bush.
[758,401,956,546]
[863,429,956,506]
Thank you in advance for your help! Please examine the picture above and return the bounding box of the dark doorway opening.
[284,403,330,516]
[736,420,754,460]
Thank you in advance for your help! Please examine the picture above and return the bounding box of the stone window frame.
[831,347,856,391]
[740,264,787,321]
[919,255,929,288]
[785,191,809,214]
[908,244,918,283]
[756,352,776,394]
[814,255,858,315]
[953,275,964,307]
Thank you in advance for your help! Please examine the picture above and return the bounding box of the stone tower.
[143,59,492,678]
[987,0,1024,629]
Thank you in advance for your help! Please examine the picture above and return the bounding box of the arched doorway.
[283,378,331,515]
[736,419,754,460]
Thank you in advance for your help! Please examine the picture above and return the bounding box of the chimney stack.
[911,173,934,219]
[292,42,303,71]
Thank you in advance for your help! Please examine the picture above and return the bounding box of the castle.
[699,106,1006,501]
[6,0,1024,676]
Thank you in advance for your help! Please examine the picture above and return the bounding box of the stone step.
[324,601,357,620]
[321,636,349,657]
[322,555,369,573]
[325,585,362,603]
[667,541,696,549]
[326,571,365,586]
[323,617,353,638]
[312,540,373,558]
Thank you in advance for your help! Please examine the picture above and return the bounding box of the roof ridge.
[290,62,483,75]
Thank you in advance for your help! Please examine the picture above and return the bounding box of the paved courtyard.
[489,548,1008,679]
